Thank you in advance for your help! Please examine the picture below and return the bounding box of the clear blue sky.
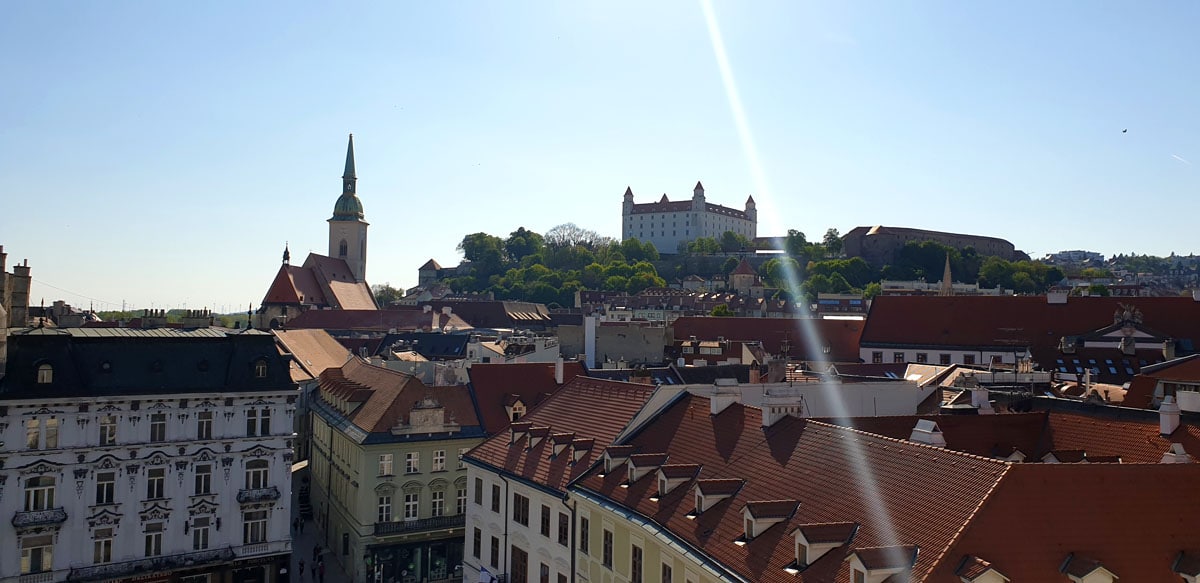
[2,1,1197,312]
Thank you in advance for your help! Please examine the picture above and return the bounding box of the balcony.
[12,507,67,529]
[233,540,292,557]
[67,547,235,582]
[374,514,465,536]
[236,486,282,504]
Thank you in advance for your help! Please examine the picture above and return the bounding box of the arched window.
[245,460,269,490]
[36,364,53,384]
[338,239,348,258]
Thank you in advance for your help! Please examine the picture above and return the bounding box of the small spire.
[694,181,704,192]
[746,194,755,204]
[624,186,633,199]
[939,253,954,297]
[282,242,291,265]
[343,133,356,180]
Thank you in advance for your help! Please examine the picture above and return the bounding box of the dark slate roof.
[374,332,471,359]
[1,327,295,399]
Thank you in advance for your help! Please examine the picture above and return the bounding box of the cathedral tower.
[328,133,369,282]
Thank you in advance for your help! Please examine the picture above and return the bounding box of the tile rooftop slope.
[659,464,701,479]
[573,394,1011,582]
[262,253,377,310]
[467,361,586,434]
[818,409,1200,464]
[629,453,669,467]
[744,500,799,519]
[731,259,757,276]
[13,326,233,338]
[931,463,1200,580]
[670,316,864,363]
[953,555,994,580]
[694,478,744,496]
[273,328,353,380]
[284,307,473,332]
[853,545,919,570]
[1124,354,1200,409]
[465,377,656,493]
[317,357,479,435]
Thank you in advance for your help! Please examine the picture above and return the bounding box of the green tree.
[505,227,544,263]
[687,237,721,254]
[822,228,843,256]
[784,229,809,258]
[721,257,740,274]
[1087,283,1112,296]
[627,273,665,294]
[457,233,506,277]
[710,304,734,317]
[863,282,883,299]
[720,230,750,252]
[603,275,629,291]
[371,283,404,306]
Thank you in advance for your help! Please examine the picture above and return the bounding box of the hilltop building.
[257,135,376,328]
[622,182,757,254]
[842,225,1018,268]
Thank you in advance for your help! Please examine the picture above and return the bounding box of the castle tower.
[692,181,706,212]
[328,133,369,282]
[745,194,757,224]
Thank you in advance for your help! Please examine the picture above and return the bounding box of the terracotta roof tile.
[286,308,472,333]
[954,555,995,580]
[744,500,799,519]
[464,377,656,493]
[1060,554,1109,577]
[671,316,864,363]
[695,478,744,496]
[317,358,479,435]
[629,453,669,468]
[468,362,584,434]
[659,464,701,480]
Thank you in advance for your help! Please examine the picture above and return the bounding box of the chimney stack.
[710,378,741,415]
[555,356,564,385]
[1161,443,1192,464]
[910,419,947,447]
[1160,395,1181,436]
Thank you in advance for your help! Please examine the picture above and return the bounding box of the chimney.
[1161,443,1192,464]
[422,304,432,313]
[1164,340,1177,361]
[971,386,994,414]
[555,356,564,384]
[442,306,452,315]
[910,419,947,447]
[1160,395,1181,436]
[710,378,740,415]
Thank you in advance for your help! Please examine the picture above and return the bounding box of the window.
[893,352,905,364]
[338,240,348,258]
[459,447,469,469]
[871,351,883,364]
[26,419,39,450]
[100,415,117,446]
[513,493,530,526]
[540,563,550,583]
[540,504,551,537]
[245,460,269,490]
[243,510,268,544]
[431,490,445,517]
[197,411,213,440]
[939,353,952,365]
[379,454,394,476]
[255,359,268,378]
[195,464,212,495]
[602,529,613,568]
[474,478,484,505]
[247,408,271,437]
[662,563,673,583]
[558,575,567,583]
[915,353,928,364]
[405,452,419,474]
[37,364,53,384]
[473,528,482,559]
[490,537,500,568]
[94,528,113,564]
[24,476,55,511]
[21,535,53,574]
[963,354,976,365]
[145,522,164,557]
[192,517,210,550]
[853,570,865,583]
[631,544,643,583]
[433,449,446,471]
[150,413,167,442]
[456,486,467,515]
[491,484,501,513]
[378,496,392,522]
[558,512,569,546]
[991,355,1003,365]
[580,517,590,554]
[404,492,419,520]
[96,472,115,505]
[511,546,529,583]
[44,418,59,449]
[510,402,526,421]
[147,468,165,499]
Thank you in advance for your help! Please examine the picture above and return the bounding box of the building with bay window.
[308,357,483,583]
[0,326,297,583]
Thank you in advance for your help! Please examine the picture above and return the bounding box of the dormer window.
[1060,554,1117,582]
[847,546,918,583]
[739,500,798,543]
[36,364,53,384]
[656,464,700,498]
[603,446,633,474]
[691,479,743,515]
[254,359,268,378]
[790,522,857,572]
[627,454,668,484]
[956,555,1010,582]
[506,399,526,422]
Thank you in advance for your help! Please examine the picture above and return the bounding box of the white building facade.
[621,182,757,254]
[0,328,296,583]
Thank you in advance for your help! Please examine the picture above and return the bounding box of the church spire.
[282,242,290,265]
[939,253,954,296]
[343,133,356,180]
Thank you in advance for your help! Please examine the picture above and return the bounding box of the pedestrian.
[300,518,305,533]
[311,562,317,580]
[313,544,320,561]
[299,559,306,581]
[318,560,326,583]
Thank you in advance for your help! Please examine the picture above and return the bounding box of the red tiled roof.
[629,453,669,468]
[317,358,479,434]
[745,500,798,519]
[285,307,472,333]
[795,522,858,545]
[954,555,996,580]
[670,316,864,363]
[464,377,656,493]
[731,259,757,276]
[696,478,744,496]
[1142,354,1200,382]
[573,395,1010,582]
[659,464,701,479]
[467,361,585,434]
[931,463,1200,580]
[630,200,693,214]
[1061,555,1109,578]
[261,253,377,310]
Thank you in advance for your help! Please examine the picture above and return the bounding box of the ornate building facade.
[621,182,757,254]
[0,327,297,583]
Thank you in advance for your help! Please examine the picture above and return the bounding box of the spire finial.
[283,242,291,265]
[343,133,357,180]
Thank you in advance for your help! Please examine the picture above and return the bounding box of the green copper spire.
[343,133,356,180]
